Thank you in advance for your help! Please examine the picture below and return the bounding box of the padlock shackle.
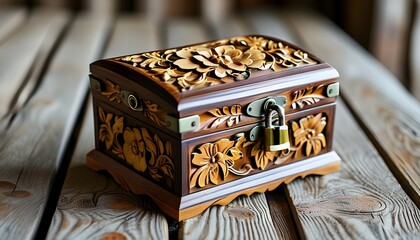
[266,104,286,126]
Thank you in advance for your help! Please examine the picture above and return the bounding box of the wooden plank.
[284,11,420,208]
[0,10,68,126]
[370,0,411,82]
[181,194,279,239]
[247,10,420,238]
[264,186,299,240]
[411,0,420,100]
[46,15,168,239]
[0,8,26,46]
[0,12,109,239]
[286,99,420,238]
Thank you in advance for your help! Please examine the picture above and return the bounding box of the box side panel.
[92,98,182,196]
[184,103,336,194]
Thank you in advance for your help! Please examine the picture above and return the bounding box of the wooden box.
[86,35,341,220]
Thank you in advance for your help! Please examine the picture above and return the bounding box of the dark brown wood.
[89,32,342,220]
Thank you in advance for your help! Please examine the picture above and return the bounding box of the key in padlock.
[264,104,290,152]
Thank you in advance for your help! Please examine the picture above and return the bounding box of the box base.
[86,150,341,221]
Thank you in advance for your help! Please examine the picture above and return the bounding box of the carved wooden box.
[86,35,341,220]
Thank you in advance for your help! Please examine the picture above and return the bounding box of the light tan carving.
[291,113,327,157]
[100,80,122,103]
[291,84,325,109]
[190,113,327,189]
[96,79,167,126]
[201,105,242,129]
[98,106,174,188]
[116,36,317,91]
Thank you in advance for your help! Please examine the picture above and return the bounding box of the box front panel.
[184,103,336,194]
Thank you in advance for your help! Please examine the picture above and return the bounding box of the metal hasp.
[165,115,200,133]
[246,96,286,117]
[264,104,290,152]
[326,82,339,97]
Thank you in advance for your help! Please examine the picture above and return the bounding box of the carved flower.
[190,139,242,187]
[174,45,266,78]
[98,107,123,150]
[235,36,271,51]
[292,113,327,156]
[123,127,147,172]
[242,139,279,170]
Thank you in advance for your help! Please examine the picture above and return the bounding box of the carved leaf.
[207,105,242,128]
[291,85,325,109]
[116,36,317,92]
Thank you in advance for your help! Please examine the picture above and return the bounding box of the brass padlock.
[264,104,290,151]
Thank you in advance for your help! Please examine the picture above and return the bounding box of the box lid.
[90,35,339,136]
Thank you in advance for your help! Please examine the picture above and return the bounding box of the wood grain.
[370,0,412,82]
[286,99,420,239]
[284,11,420,208]
[411,0,420,100]
[180,193,279,240]
[0,8,26,46]
[246,10,420,238]
[0,10,69,126]
[0,12,108,239]
[47,15,168,239]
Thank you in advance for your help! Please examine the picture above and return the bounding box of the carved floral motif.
[204,105,242,128]
[190,113,327,189]
[116,36,317,91]
[98,106,174,188]
[291,85,325,109]
[96,80,167,127]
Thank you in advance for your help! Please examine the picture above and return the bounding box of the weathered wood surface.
[47,15,168,240]
[287,99,420,239]
[0,10,68,125]
[0,7,419,240]
[247,10,420,239]
[0,11,110,239]
[411,0,420,100]
[370,0,412,82]
[284,11,420,208]
[0,8,26,46]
